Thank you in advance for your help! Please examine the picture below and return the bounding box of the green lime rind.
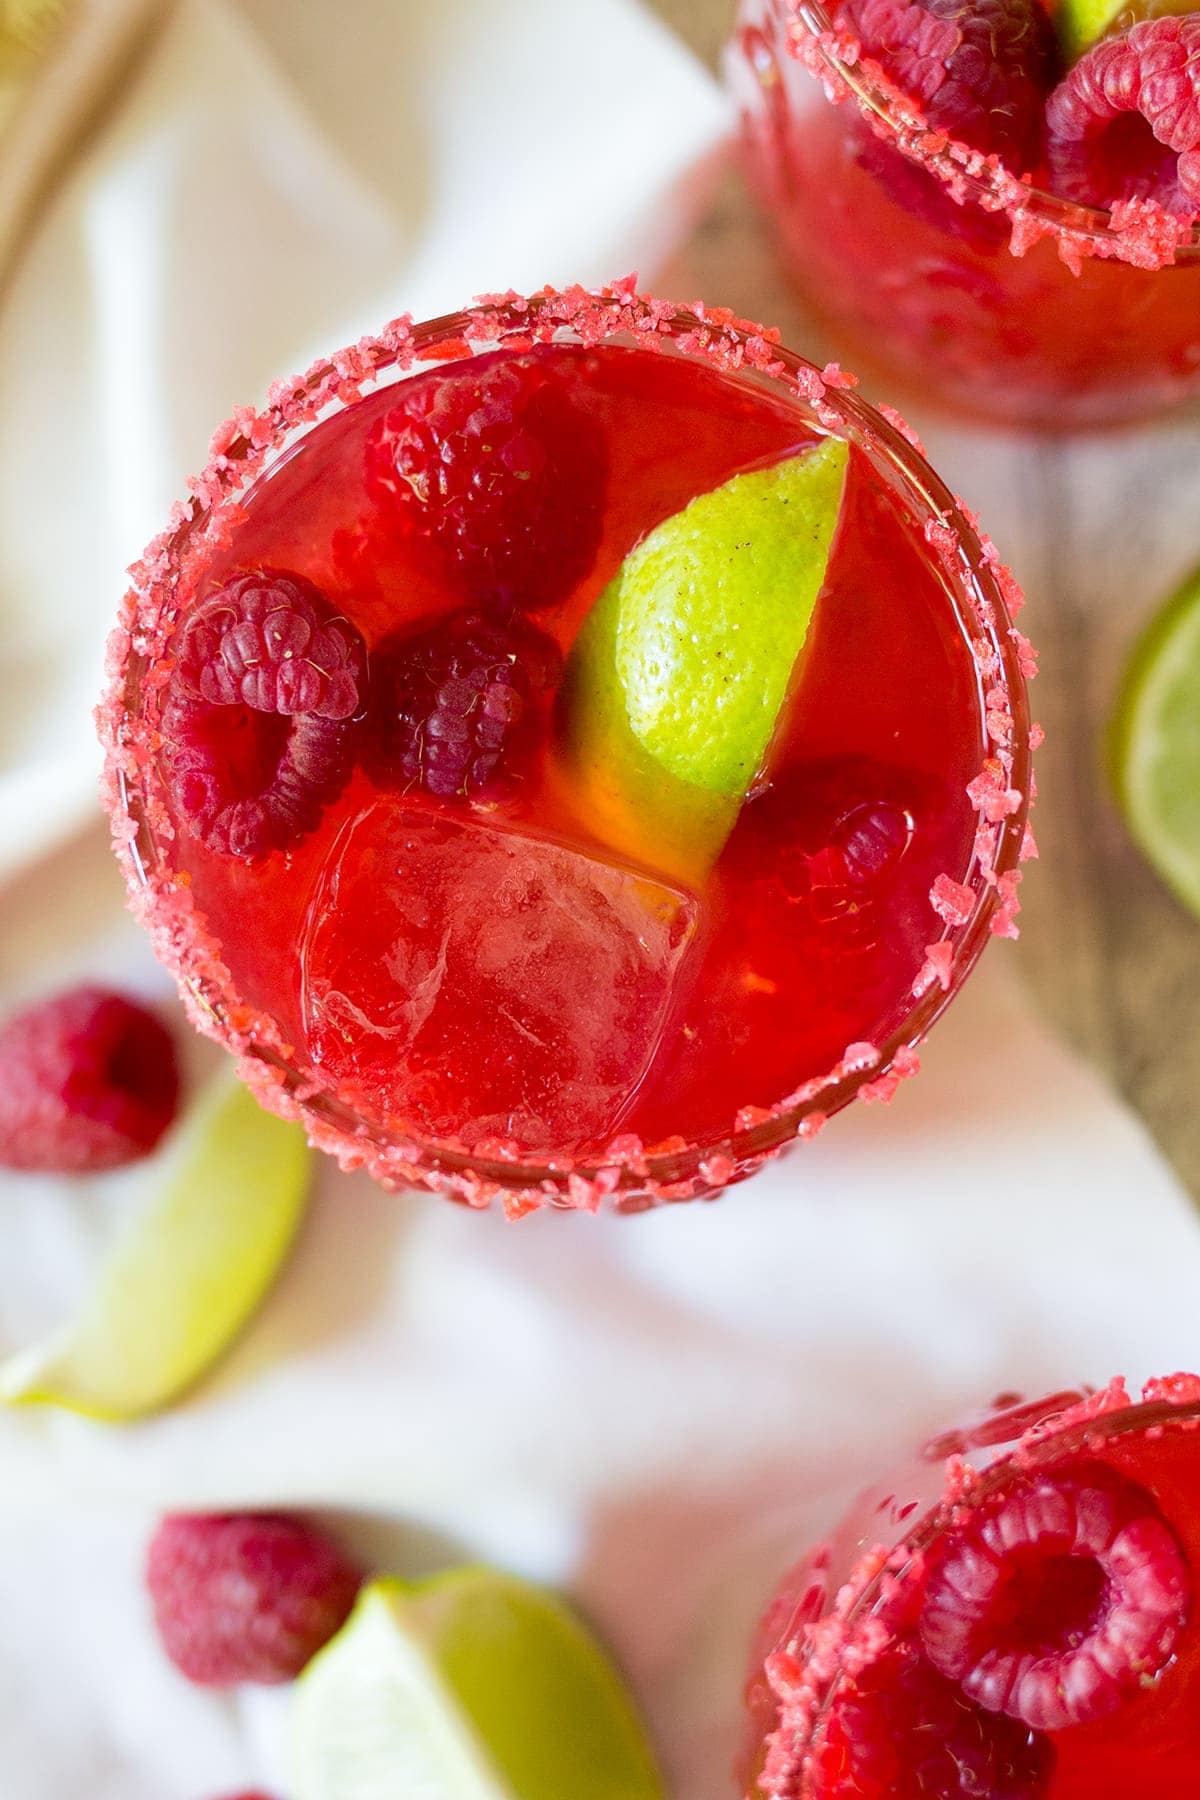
[1058,0,1128,61]
[567,440,848,882]
[1057,0,1200,64]
[292,1569,665,1800]
[1111,564,1200,921]
[0,1068,311,1421]
[598,440,849,794]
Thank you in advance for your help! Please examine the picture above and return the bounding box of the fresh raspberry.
[364,352,607,610]
[160,570,366,860]
[147,1513,362,1687]
[838,0,1058,167]
[1046,18,1200,216]
[364,607,561,802]
[920,1463,1189,1730]
[0,986,179,1173]
[812,1640,1054,1799]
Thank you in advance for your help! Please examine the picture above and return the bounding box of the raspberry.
[160,570,366,859]
[804,798,913,933]
[147,1513,362,1687]
[364,352,607,610]
[830,798,913,884]
[0,986,179,1173]
[364,607,561,802]
[1046,18,1200,217]
[920,1463,1189,1730]
[813,1640,1054,1799]
[838,0,1058,167]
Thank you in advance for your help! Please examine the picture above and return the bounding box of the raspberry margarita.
[744,1376,1200,1799]
[731,1,1200,428]
[100,285,1032,1212]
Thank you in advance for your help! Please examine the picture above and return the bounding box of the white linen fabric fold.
[1,3,1198,1798]
[0,0,729,886]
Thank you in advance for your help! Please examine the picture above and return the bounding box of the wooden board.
[650,0,1200,1201]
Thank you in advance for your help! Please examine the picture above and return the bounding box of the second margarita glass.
[100,283,1032,1213]
[730,0,1200,430]
[743,1375,1200,1797]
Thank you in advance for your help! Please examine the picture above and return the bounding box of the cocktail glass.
[100,282,1033,1214]
[743,1375,1200,1797]
[729,0,1200,430]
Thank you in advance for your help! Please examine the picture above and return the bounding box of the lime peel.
[1057,0,1200,63]
[1112,564,1200,920]
[1057,0,1127,60]
[567,440,848,883]
[0,1067,311,1421]
[292,1568,665,1800]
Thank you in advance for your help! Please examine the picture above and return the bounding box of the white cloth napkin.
[1,4,1199,1798]
[0,0,728,883]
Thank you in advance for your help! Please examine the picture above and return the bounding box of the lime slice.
[566,440,848,883]
[1112,565,1200,919]
[292,1569,665,1800]
[0,1068,310,1420]
[1058,0,1200,64]
[1058,0,1128,58]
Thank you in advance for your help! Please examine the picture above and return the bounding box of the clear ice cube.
[300,802,701,1151]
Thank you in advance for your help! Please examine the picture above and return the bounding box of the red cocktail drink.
[100,284,1032,1212]
[730,1,1200,430]
[743,1376,1200,1798]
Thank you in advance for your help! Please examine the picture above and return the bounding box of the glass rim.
[762,1377,1200,1790]
[99,280,1034,1213]
[782,0,1200,265]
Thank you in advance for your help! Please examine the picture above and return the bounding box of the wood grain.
[649,0,1200,1201]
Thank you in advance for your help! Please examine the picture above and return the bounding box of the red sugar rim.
[774,0,1200,272]
[98,278,1034,1215]
[755,1373,1200,1797]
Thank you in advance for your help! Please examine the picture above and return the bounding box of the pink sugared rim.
[98,279,1034,1216]
[778,0,1200,272]
[753,1373,1200,1797]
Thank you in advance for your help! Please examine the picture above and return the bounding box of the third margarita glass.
[743,1375,1200,1798]
[730,0,1200,430]
[100,284,1032,1213]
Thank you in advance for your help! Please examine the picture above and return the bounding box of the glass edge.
[105,287,1035,1205]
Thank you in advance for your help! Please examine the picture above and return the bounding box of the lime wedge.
[292,1570,665,1800]
[0,1068,310,1420]
[566,440,848,883]
[1112,565,1200,919]
[1058,0,1128,58]
[1058,0,1199,64]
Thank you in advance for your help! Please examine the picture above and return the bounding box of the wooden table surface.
[651,0,1200,1203]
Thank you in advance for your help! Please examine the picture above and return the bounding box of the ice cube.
[300,801,701,1152]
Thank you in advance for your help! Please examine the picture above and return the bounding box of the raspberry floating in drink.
[743,1376,1200,1798]
[1046,18,1200,216]
[840,0,1057,166]
[160,569,366,860]
[364,349,606,611]
[100,284,1032,1211]
[731,0,1200,426]
[363,607,561,801]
